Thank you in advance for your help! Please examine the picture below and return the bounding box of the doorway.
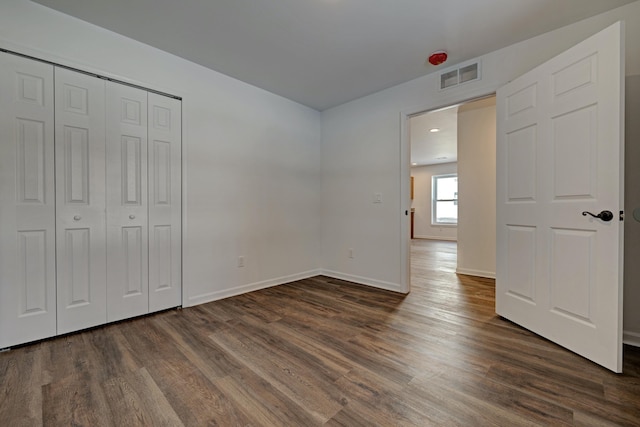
[407,95,497,289]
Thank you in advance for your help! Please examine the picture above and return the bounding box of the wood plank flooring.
[2,239,640,426]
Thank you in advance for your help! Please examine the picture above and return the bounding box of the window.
[432,174,458,225]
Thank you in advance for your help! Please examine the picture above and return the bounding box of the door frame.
[399,88,499,292]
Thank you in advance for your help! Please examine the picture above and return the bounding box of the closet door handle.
[73,215,81,221]
[129,214,136,220]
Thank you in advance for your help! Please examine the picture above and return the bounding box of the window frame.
[431,173,458,226]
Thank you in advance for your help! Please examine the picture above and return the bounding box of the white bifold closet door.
[148,93,182,312]
[106,87,182,319]
[106,82,149,322]
[0,53,56,348]
[55,67,108,334]
[1,57,180,347]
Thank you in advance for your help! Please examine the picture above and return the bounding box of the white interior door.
[148,93,182,312]
[106,82,149,322]
[0,53,56,348]
[496,22,624,372]
[55,67,107,334]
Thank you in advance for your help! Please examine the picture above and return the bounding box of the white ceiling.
[410,105,459,167]
[410,96,498,167]
[32,0,635,110]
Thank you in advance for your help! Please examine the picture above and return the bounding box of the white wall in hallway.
[456,97,496,279]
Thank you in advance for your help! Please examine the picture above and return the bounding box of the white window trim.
[432,173,458,226]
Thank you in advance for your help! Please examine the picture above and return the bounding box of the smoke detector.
[428,50,448,66]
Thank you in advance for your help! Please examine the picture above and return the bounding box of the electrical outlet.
[238,256,245,267]
[373,193,382,203]
[349,248,354,259]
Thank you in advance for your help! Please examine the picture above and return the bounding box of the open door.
[496,22,624,372]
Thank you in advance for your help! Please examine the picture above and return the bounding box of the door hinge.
[620,210,624,221]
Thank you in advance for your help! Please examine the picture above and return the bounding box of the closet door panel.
[0,53,56,348]
[148,93,181,312]
[55,68,107,334]
[106,82,149,322]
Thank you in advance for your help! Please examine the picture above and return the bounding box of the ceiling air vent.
[439,61,480,90]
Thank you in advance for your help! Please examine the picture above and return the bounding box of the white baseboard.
[455,267,496,279]
[624,330,640,347]
[320,270,406,293]
[413,235,457,241]
[184,269,322,307]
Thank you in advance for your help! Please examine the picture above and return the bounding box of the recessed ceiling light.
[436,157,447,160]
[411,162,418,166]
[429,128,440,133]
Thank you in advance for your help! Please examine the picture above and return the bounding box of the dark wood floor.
[2,239,640,426]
